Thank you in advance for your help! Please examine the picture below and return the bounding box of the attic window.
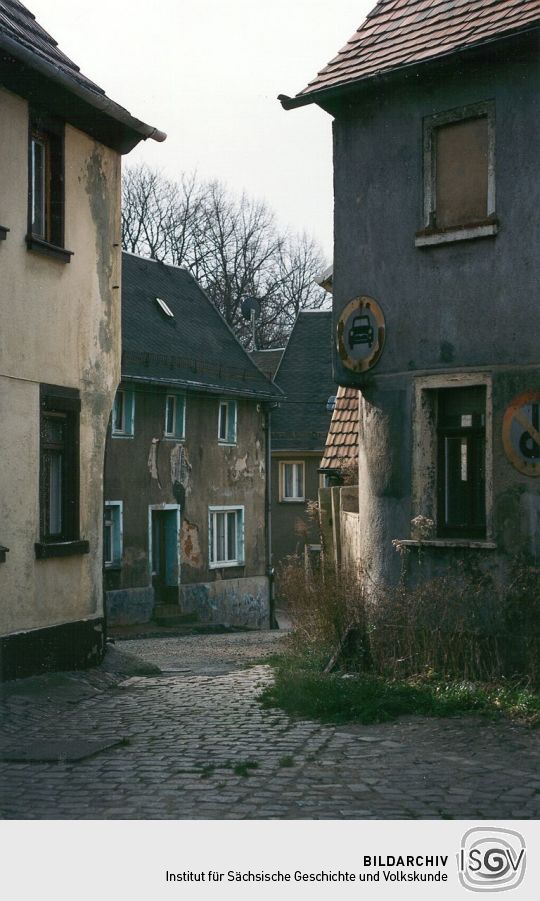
[156,297,174,318]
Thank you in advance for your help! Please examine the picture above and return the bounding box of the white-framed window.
[164,394,185,439]
[112,388,135,437]
[218,400,237,445]
[412,374,493,544]
[279,461,305,502]
[416,100,496,246]
[208,506,244,568]
[104,501,123,567]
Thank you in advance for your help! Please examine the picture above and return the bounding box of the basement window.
[209,506,245,568]
[416,101,496,247]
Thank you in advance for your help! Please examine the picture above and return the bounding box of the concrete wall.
[0,86,120,641]
[104,388,269,626]
[331,44,540,589]
[271,453,321,566]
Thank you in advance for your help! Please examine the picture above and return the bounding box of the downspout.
[263,403,278,628]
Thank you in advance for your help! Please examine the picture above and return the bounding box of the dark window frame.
[27,111,73,263]
[436,386,487,539]
[35,384,88,559]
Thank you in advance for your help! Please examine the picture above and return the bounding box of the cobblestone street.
[1,631,539,820]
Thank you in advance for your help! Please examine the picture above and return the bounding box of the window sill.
[415,220,498,247]
[218,441,237,447]
[279,498,306,504]
[396,538,496,550]
[163,435,185,442]
[0,225,9,241]
[112,432,134,439]
[209,561,245,570]
[35,540,90,559]
[26,235,73,263]
[104,562,122,572]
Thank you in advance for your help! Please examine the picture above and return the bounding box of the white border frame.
[147,504,181,584]
[103,500,123,568]
[208,505,245,568]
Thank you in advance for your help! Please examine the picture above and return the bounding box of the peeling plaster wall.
[179,576,269,629]
[104,390,269,626]
[331,47,540,591]
[0,87,120,638]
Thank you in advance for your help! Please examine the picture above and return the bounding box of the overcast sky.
[29,0,373,259]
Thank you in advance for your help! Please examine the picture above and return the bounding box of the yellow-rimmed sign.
[336,296,386,373]
[502,390,540,477]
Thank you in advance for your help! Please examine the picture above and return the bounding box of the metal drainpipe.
[264,403,277,629]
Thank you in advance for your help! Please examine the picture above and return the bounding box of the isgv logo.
[458,828,526,892]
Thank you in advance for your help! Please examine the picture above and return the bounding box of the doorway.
[149,506,180,605]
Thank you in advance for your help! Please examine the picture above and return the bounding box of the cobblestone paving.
[1,632,539,819]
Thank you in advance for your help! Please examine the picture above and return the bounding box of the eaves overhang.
[121,373,284,403]
[279,23,540,113]
[0,31,166,153]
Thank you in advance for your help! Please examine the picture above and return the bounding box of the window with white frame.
[209,506,244,567]
[112,388,135,437]
[164,394,185,439]
[104,501,123,567]
[280,461,305,501]
[218,400,237,444]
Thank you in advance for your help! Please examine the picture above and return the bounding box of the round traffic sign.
[502,390,540,477]
[336,296,385,373]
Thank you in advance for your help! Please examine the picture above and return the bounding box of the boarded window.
[435,116,488,229]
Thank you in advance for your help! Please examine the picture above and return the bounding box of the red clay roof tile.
[295,0,540,100]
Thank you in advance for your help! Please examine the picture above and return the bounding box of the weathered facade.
[104,253,281,629]
[271,312,335,567]
[282,1,540,595]
[0,1,163,678]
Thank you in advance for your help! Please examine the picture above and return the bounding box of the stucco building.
[104,253,281,629]
[0,0,164,678]
[281,1,540,595]
[271,311,335,568]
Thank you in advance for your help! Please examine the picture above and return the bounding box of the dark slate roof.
[121,253,281,401]
[249,349,284,381]
[282,0,540,108]
[272,311,335,452]
[0,0,164,151]
[320,386,359,472]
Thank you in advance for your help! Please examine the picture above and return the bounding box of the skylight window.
[156,297,174,318]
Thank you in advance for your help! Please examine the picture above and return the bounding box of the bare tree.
[122,164,328,348]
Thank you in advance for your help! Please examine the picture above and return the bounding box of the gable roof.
[121,253,281,401]
[281,0,540,109]
[320,386,359,473]
[249,349,284,381]
[0,0,165,152]
[272,311,335,452]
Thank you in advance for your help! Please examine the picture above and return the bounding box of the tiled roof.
[272,311,335,452]
[0,0,103,93]
[0,0,164,150]
[320,386,359,472]
[249,349,284,381]
[290,0,540,103]
[121,253,281,400]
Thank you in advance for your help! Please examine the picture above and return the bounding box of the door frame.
[148,504,181,588]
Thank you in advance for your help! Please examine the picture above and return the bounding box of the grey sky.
[30,0,373,259]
